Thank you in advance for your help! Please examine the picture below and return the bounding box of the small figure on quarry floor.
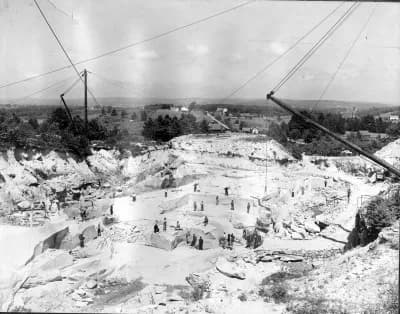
[163,217,167,232]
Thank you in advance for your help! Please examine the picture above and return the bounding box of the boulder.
[304,220,320,234]
[215,258,246,280]
[259,255,276,263]
[17,200,32,210]
[147,232,185,251]
[256,217,271,232]
[185,273,210,292]
[86,279,97,289]
[378,224,399,249]
[103,216,117,225]
[291,232,304,240]
[279,255,303,262]
[59,224,98,250]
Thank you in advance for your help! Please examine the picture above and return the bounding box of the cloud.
[187,44,209,57]
[229,52,244,63]
[131,50,159,60]
[268,41,287,55]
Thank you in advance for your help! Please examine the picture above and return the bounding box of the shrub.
[287,299,349,314]
[191,286,206,301]
[259,284,289,303]
[261,271,304,286]
[238,292,248,302]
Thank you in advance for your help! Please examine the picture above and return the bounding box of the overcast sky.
[0,0,399,104]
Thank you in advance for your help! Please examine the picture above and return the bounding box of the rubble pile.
[171,133,294,162]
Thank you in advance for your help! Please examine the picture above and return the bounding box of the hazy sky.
[1,0,400,104]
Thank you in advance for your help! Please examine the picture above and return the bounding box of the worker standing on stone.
[154,221,160,233]
[227,233,231,248]
[163,217,167,231]
[198,236,204,250]
[324,179,327,188]
[41,201,47,218]
[97,223,102,237]
[347,187,351,203]
[191,234,197,247]
[164,191,168,198]
[216,195,219,205]
[110,204,114,216]
[193,201,197,211]
[221,232,226,249]
[193,183,198,192]
[176,221,181,230]
[247,202,250,214]
[200,201,204,211]
[230,233,235,249]
[204,216,208,226]
[132,193,136,202]
[230,200,235,211]
[186,230,191,244]
[224,187,229,196]
[79,233,85,248]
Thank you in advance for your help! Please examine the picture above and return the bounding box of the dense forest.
[142,114,209,141]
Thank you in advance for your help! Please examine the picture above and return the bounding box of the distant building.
[375,112,400,123]
[216,108,228,115]
[345,130,389,140]
[389,115,399,123]
[341,149,353,156]
[241,127,259,134]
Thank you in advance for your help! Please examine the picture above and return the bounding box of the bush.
[238,292,248,302]
[363,196,399,243]
[191,286,206,301]
[286,298,349,314]
[261,272,303,286]
[259,284,289,303]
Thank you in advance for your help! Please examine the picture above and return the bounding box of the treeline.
[266,111,395,158]
[0,107,122,158]
[142,114,209,142]
[287,111,398,142]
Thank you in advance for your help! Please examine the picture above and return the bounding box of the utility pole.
[83,69,88,133]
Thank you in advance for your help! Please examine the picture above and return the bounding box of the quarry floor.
[0,134,396,313]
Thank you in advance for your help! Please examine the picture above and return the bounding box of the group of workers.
[186,231,204,250]
[219,232,235,249]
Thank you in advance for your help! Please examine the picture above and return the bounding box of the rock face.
[304,220,320,234]
[59,225,98,250]
[186,273,211,292]
[27,227,70,263]
[377,223,399,249]
[146,232,186,251]
[215,257,246,280]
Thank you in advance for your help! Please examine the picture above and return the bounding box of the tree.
[267,122,287,144]
[111,108,118,116]
[386,123,400,136]
[120,110,127,118]
[199,119,209,133]
[142,117,155,139]
[140,110,147,121]
[28,118,39,130]
[106,106,113,114]
[49,107,70,130]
